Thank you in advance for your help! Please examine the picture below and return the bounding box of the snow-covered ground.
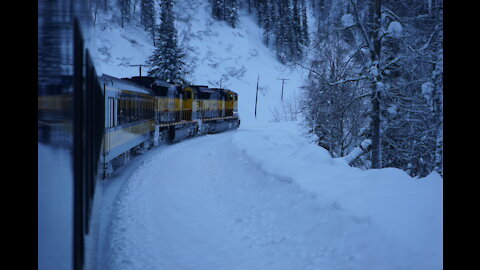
[94,120,442,270]
[90,1,443,269]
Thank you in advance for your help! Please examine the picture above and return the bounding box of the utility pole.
[255,75,259,118]
[277,78,289,101]
[129,64,147,77]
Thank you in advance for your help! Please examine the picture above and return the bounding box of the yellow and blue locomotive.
[100,74,240,177]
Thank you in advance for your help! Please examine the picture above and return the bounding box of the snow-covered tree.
[301,2,310,47]
[118,0,131,28]
[210,0,239,28]
[300,0,443,177]
[140,0,156,45]
[148,0,186,83]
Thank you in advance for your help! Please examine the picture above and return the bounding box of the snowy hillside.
[95,0,306,122]
[90,1,443,269]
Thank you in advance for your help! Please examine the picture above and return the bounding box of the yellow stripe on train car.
[104,120,155,152]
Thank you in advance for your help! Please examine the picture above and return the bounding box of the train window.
[117,99,121,125]
[135,100,138,121]
[185,91,192,99]
[119,99,125,125]
[143,100,146,119]
[129,99,132,122]
[108,97,115,127]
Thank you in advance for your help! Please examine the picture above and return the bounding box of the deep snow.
[95,121,442,270]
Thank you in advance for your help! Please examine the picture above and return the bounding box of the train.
[38,0,239,269]
[100,74,240,178]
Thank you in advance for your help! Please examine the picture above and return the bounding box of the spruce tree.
[301,3,309,47]
[211,0,223,21]
[141,0,156,45]
[262,0,273,46]
[118,0,131,28]
[211,0,239,28]
[148,0,186,83]
[225,0,239,28]
[291,0,303,59]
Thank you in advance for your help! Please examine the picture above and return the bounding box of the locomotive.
[100,74,240,178]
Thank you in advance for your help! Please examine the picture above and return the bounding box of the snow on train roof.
[100,74,153,95]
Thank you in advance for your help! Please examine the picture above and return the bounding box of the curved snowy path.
[98,124,438,270]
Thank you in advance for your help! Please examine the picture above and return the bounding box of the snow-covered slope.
[94,0,306,123]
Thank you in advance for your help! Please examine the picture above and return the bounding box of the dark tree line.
[253,0,309,63]
[210,0,240,28]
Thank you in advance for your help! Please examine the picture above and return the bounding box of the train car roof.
[100,74,154,95]
[128,76,174,88]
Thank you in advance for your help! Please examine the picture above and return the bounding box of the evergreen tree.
[292,0,303,56]
[141,0,156,45]
[118,0,131,28]
[211,0,239,28]
[301,3,309,47]
[225,0,239,28]
[211,0,223,21]
[262,0,274,46]
[301,0,443,177]
[148,0,186,83]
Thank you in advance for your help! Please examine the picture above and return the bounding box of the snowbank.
[232,121,443,269]
[98,120,442,270]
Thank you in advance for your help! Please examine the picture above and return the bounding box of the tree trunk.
[370,0,382,169]
[371,87,381,168]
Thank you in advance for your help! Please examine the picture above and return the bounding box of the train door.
[225,92,233,117]
[183,87,193,121]
[220,93,226,117]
